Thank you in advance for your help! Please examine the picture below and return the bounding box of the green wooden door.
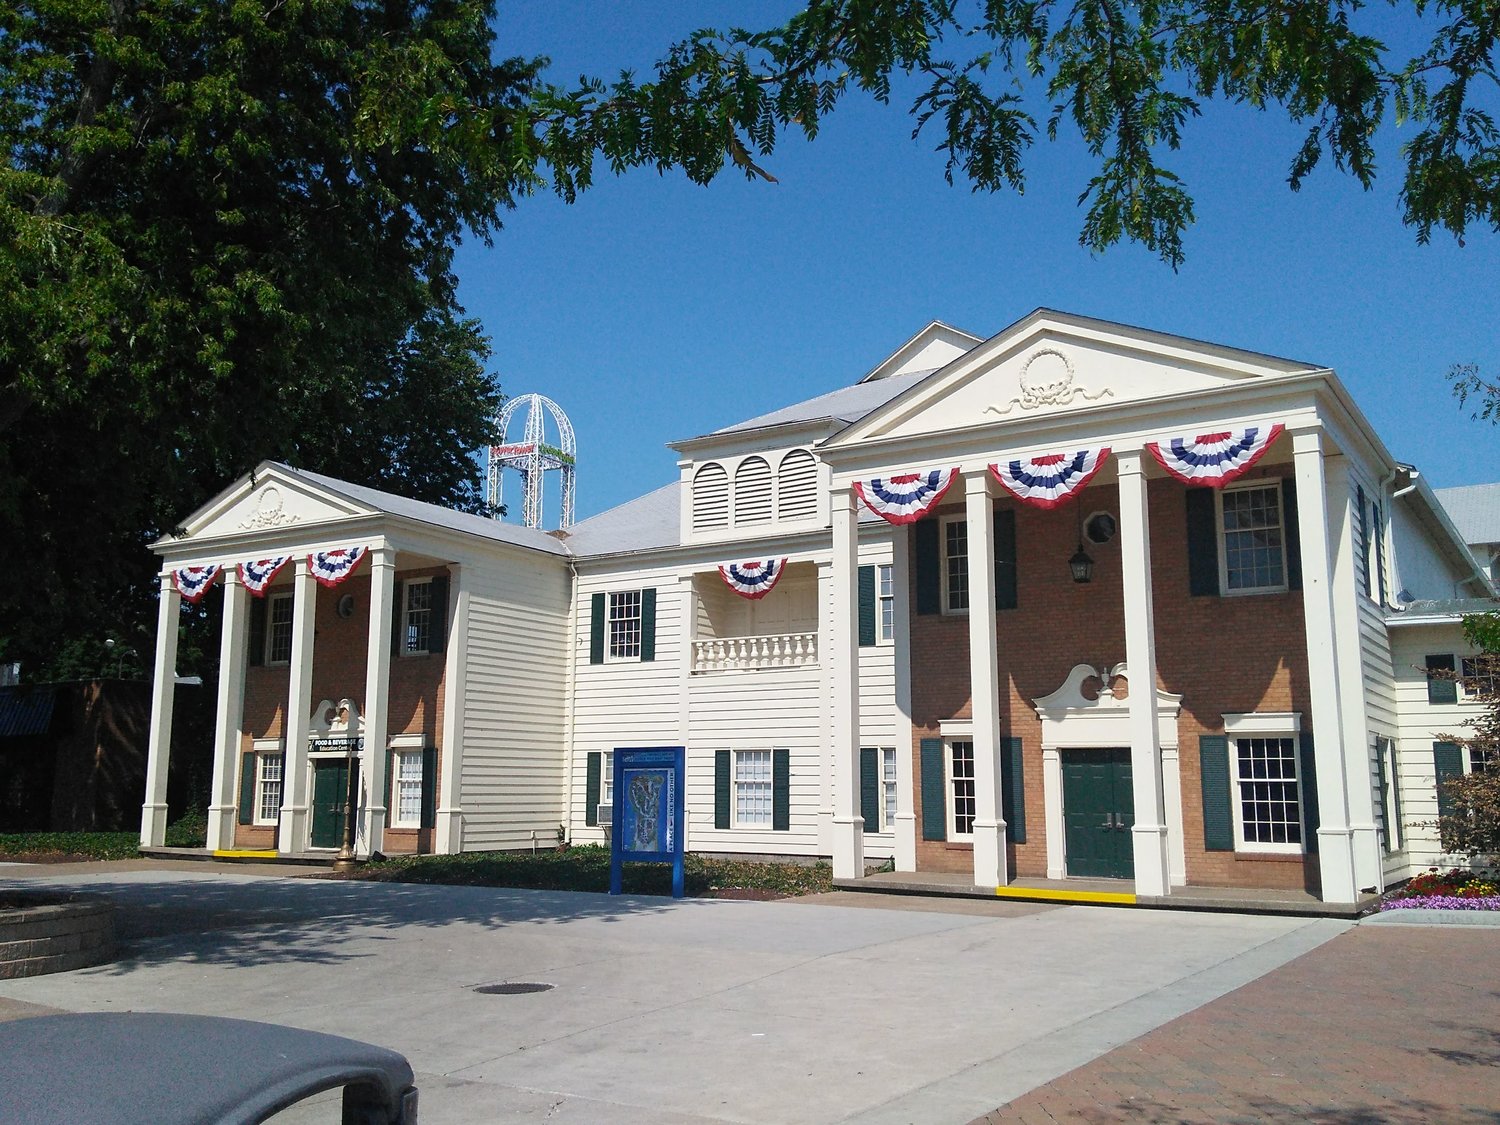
[310,760,352,849]
[1061,748,1135,879]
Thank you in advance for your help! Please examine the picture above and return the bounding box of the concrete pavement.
[0,866,1348,1123]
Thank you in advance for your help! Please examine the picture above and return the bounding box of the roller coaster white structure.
[487,393,576,530]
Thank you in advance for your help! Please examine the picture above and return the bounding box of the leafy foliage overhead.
[527,0,1499,268]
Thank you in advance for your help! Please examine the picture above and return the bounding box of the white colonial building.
[141,310,1496,904]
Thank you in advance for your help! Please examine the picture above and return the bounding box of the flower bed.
[1381,868,1500,911]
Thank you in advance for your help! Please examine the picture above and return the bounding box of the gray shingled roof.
[710,368,935,436]
[563,482,682,557]
[279,464,571,556]
[1386,596,1500,623]
[1436,482,1500,547]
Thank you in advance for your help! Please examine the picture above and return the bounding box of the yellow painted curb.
[994,885,1137,905]
[212,849,280,859]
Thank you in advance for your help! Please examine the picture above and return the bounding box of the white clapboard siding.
[568,561,685,844]
[1388,624,1487,874]
[458,550,572,851]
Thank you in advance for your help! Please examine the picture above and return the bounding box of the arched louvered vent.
[734,456,773,525]
[692,463,729,532]
[777,449,818,522]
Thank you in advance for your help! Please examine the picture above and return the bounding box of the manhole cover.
[474,982,553,995]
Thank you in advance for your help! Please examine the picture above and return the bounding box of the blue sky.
[460,2,1498,527]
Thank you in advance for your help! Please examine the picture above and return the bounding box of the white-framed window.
[948,739,975,839]
[389,749,425,828]
[255,751,284,826]
[942,516,969,613]
[602,750,614,806]
[1218,481,1288,595]
[734,749,773,826]
[881,747,898,830]
[877,564,895,642]
[402,577,434,656]
[266,592,294,665]
[1232,735,1304,853]
[1462,655,1500,698]
[608,591,643,659]
[1468,743,1499,774]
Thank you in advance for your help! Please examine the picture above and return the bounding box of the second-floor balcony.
[690,562,818,674]
[691,631,818,672]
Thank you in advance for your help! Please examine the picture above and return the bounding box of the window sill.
[1232,849,1307,862]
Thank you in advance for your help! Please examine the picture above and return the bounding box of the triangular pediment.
[829,310,1319,447]
[858,321,983,383]
[171,462,373,544]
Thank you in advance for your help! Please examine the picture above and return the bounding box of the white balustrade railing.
[691,632,818,673]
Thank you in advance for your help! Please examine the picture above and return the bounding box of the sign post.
[608,747,686,898]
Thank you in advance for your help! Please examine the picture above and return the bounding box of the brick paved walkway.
[977,925,1500,1124]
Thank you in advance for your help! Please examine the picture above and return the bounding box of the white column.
[890,524,918,872]
[1117,451,1171,897]
[1327,458,1383,893]
[1292,427,1359,903]
[435,564,470,854]
[140,574,182,847]
[964,470,1008,887]
[206,569,249,851]
[360,547,396,857]
[278,558,317,853]
[674,572,694,852]
[1161,744,1188,886]
[830,486,865,879]
[815,558,836,858]
[1042,748,1065,879]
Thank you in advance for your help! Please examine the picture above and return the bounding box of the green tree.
[1435,615,1500,859]
[6,0,1499,676]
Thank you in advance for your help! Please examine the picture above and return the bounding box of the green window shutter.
[860,747,879,833]
[585,752,601,827]
[914,519,941,615]
[384,750,394,818]
[1199,735,1233,851]
[1299,731,1319,853]
[1282,478,1302,591]
[589,593,606,665]
[857,566,877,647]
[238,751,257,824]
[1375,740,1391,854]
[1356,484,1370,596]
[1426,654,1457,705]
[773,749,790,831]
[715,750,731,829]
[994,510,1018,611]
[1002,736,1026,843]
[1389,742,1405,850]
[1185,489,1220,597]
[428,574,449,654]
[640,589,657,662]
[420,746,438,829]
[1433,741,1464,820]
[247,596,267,667]
[391,580,405,656]
[920,738,946,841]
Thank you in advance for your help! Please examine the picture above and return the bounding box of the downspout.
[562,554,581,846]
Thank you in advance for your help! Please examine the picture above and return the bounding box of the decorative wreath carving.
[238,486,301,530]
[988,348,1114,416]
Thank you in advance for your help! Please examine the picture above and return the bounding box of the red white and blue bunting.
[989,448,1112,510]
[308,546,368,588]
[853,467,958,525]
[171,565,221,604]
[719,559,788,600]
[1146,424,1284,487]
[238,556,291,597]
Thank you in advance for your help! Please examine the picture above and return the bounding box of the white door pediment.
[1032,663,1182,749]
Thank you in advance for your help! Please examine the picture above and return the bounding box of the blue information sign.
[609,746,686,898]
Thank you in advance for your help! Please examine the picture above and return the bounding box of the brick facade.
[234,565,448,853]
[910,470,1315,890]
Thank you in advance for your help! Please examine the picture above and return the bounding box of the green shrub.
[165,807,209,848]
[359,845,833,898]
[0,832,139,860]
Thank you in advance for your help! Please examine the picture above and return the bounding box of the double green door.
[310,759,356,849]
[1061,748,1135,879]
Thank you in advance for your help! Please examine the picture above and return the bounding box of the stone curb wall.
[0,902,116,979]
